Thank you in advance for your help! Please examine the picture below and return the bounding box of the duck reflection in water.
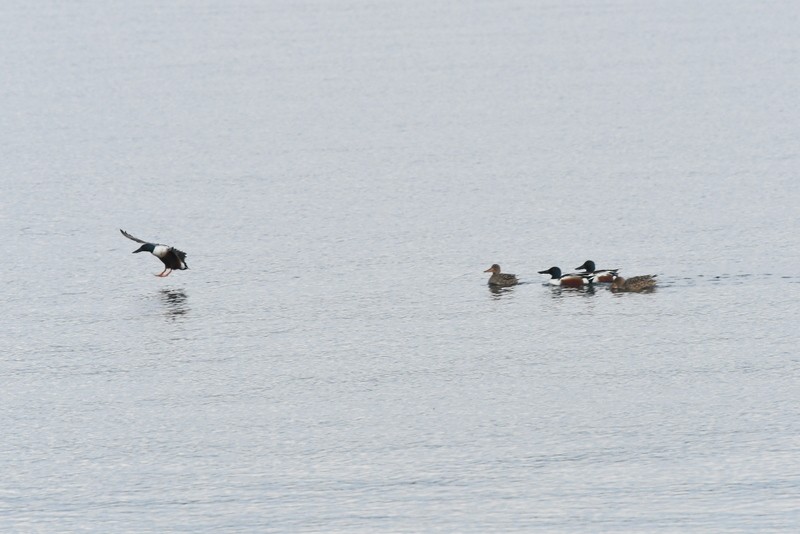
[488,284,515,299]
[159,288,189,318]
[546,284,597,298]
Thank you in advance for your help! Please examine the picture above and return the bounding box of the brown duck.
[610,274,657,292]
[484,264,518,287]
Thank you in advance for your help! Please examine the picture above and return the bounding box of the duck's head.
[610,276,626,289]
[484,264,501,274]
[576,260,595,272]
[538,266,562,278]
[133,243,155,254]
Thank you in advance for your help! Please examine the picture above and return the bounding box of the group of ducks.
[484,260,657,292]
[118,230,657,292]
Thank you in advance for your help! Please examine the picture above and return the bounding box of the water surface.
[2,0,799,531]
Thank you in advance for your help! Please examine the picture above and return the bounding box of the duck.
[538,266,591,288]
[120,229,189,277]
[484,264,518,287]
[575,260,619,283]
[610,274,657,292]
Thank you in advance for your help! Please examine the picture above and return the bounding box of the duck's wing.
[564,271,592,280]
[626,275,657,288]
[169,247,188,262]
[120,229,148,244]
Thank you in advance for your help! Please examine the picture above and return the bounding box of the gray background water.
[2,1,799,531]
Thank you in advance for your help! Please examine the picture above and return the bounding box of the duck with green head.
[121,229,189,277]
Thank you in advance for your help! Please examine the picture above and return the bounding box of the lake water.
[2,0,799,531]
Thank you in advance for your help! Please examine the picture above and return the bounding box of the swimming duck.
[120,229,188,277]
[610,274,657,292]
[484,264,518,287]
[575,260,619,283]
[538,266,591,288]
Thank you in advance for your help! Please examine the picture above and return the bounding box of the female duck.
[610,275,657,292]
[484,264,518,287]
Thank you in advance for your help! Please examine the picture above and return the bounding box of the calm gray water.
[2,1,799,531]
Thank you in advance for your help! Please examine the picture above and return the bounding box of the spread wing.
[166,247,189,269]
[170,247,188,261]
[120,229,148,244]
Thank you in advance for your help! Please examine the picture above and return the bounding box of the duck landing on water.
[484,264,518,287]
[610,275,657,292]
[120,229,189,277]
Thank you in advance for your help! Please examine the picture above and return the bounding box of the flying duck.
[610,274,657,292]
[120,229,188,277]
[484,264,518,287]
[575,260,619,283]
[538,266,591,288]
